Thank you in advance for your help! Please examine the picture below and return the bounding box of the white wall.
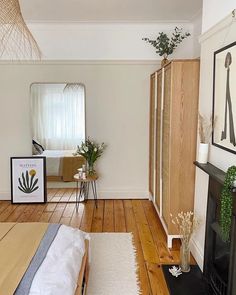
[3,22,196,60]
[202,0,235,32]
[192,6,236,269]
[0,61,158,200]
[192,12,202,58]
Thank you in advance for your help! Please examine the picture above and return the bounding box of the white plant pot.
[198,143,209,164]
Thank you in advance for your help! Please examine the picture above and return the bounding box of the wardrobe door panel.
[162,65,171,226]
[155,70,162,210]
[149,73,156,197]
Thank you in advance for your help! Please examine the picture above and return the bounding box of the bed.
[0,223,90,295]
[35,150,85,182]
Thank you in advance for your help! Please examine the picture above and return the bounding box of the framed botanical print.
[212,41,236,154]
[11,157,47,204]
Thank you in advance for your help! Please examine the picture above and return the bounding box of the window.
[31,83,85,150]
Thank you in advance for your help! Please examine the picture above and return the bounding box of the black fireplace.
[195,162,236,295]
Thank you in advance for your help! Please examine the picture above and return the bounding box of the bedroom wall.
[191,6,236,270]
[0,61,158,200]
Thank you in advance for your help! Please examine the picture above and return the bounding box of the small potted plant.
[142,27,190,66]
[198,113,214,164]
[74,138,106,175]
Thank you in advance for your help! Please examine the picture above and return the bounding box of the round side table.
[74,173,98,211]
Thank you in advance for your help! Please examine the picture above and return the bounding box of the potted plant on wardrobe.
[142,27,191,67]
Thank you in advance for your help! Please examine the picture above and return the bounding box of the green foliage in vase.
[142,27,191,58]
[74,138,106,173]
[18,169,39,194]
[220,166,236,242]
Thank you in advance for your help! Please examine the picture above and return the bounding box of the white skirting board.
[0,192,10,201]
[0,189,149,201]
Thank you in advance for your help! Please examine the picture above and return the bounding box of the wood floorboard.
[49,203,67,223]
[17,205,37,222]
[0,190,181,295]
[6,205,27,222]
[114,200,126,232]
[132,200,159,264]
[91,200,104,232]
[80,200,95,232]
[0,201,10,214]
[103,200,114,232]
[70,203,84,228]
[26,204,46,222]
[124,200,152,295]
[0,204,18,221]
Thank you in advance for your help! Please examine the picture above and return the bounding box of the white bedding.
[29,225,90,295]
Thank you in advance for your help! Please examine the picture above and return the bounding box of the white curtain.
[31,83,85,150]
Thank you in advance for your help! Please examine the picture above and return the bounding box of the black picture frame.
[10,157,47,204]
[212,41,236,154]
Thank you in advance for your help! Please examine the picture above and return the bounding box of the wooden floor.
[0,188,185,295]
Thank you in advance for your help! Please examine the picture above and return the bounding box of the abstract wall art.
[212,41,236,154]
[11,157,46,204]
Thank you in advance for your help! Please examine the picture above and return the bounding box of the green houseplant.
[142,27,190,66]
[74,138,106,175]
[220,165,236,242]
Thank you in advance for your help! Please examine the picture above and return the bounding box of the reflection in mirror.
[30,83,86,196]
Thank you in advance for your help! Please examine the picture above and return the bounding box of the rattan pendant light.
[0,0,42,59]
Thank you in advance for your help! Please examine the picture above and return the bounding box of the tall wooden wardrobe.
[149,59,200,248]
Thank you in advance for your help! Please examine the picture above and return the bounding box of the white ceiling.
[20,0,202,23]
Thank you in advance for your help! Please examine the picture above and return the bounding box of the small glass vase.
[180,243,190,272]
[87,163,95,175]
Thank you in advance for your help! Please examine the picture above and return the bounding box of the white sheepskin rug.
[87,233,141,295]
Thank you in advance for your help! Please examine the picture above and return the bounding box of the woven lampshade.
[0,0,41,59]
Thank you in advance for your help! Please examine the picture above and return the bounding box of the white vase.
[198,143,209,164]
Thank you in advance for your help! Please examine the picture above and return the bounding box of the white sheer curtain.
[31,83,85,150]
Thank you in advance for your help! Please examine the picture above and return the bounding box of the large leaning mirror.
[30,83,86,194]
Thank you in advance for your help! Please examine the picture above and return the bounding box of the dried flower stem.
[198,113,215,144]
[171,211,199,247]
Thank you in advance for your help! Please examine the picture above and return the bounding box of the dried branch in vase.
[171,211,199,246]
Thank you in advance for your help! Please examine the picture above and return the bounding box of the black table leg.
[76,181,79,212]
[85,182,90,202]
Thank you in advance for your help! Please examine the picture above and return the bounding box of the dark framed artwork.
[11,157,47,204]
[212,41,236,154]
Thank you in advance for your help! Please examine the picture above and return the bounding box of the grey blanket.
[14,224,61,295]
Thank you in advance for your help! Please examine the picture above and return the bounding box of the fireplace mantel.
[194,161,225,185]
[194,161,236,193]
